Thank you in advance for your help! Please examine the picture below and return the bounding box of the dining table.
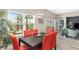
[19,33,44,49]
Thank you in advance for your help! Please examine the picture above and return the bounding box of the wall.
[60,12,79,17]
[13,9,57,32]
[58,11,79,28]
[13,9,56,18]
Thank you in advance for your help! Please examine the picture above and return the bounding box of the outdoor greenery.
[16,14,23,20]
[25,15,34,29]
[28,23,34,30]
[9,23,16,34]
[0,10,7,18]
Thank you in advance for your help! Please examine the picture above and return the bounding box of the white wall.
[13,9,57,32]
[13,9,56,18]
[58,11,79,28]
[60,12,79,17]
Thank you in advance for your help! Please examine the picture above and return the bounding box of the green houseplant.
[0,10,11,49]
[61,28,68,37]
[0,19,11,49]
[0,10,7,48]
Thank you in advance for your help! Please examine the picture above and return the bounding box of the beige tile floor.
[57,33,79,50]
[1,33,79,50]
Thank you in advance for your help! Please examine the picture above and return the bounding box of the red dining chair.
[31,29,38,36]
[9,33,29,50]
[41,33,52,50]
[23,29,32,37]
[50,32,57,50]
[33,33,52,50]
[46,27,54,33]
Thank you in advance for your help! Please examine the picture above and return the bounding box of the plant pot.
[0,39,3,47]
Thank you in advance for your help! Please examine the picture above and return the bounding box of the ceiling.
[12,9,79,15]
[48,9,79,14]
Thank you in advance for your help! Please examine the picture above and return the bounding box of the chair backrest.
[31,29,38,36]
[9,34,19,50]
[23,29,32,37]
[50,32,57,49]
[46,28,54,33]
[42,33,52,50]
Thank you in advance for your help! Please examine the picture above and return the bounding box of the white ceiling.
[48,9,79,14]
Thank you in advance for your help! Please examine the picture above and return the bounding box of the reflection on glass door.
[16,14,23,33]
[25,15,34,30]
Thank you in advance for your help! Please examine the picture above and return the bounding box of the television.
[73,23,79,30]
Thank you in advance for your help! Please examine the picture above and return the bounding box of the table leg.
[19,39,20,47]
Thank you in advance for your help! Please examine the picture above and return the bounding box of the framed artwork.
[57,19,64,31]
[59,20,64,28]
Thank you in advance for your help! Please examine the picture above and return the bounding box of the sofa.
[61,28,79,38]
[67,29,77,38]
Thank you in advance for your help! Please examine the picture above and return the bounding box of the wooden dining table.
[19,34,44,49]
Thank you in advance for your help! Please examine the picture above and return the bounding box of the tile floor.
[57,33,79,50]
[1,33,79,50]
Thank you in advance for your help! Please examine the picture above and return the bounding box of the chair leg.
[55,46,56,50]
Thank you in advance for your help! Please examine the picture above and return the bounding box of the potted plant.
[0,19,12,49]
[0,10,12,49]
[61,28,68,37]
[0,33,3,48]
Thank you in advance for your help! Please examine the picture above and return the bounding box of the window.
[25,15,35,29]
[8,10,24,33]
